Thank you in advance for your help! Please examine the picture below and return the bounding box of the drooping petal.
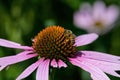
[0,39,33,50]
[70,58,110,80]
[51,59,58,67]
[36,59,50,80]
[58,59,67,68]
[0,51,37,71]
[74,33,98,46]
[81,58,120,77]
[16,58,44,80]
[80,51,120,64]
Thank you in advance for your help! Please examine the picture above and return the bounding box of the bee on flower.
[73,1,119,34]
[0,26,120,80]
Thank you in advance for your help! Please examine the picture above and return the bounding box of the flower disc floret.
[32,26,76,61]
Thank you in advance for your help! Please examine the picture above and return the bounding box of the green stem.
[49,68,56,80]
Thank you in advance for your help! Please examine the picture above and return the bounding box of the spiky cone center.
[32,26,76,61]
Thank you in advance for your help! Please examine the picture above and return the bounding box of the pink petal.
[82,58,120,77]
[74,33,98,46]
[70,58,110,80]
[80,51,120,64]
[16,58,44,80]
[93,1,106,21]
[16,51,33,56]
[0,38,20,46]
[105,5,119,26]
[0,51,37,70]
[36,59,50,80]
[58,59,67,68]
[74,2,93,28]
[0,65,6,71]
[79,2,92,13]
[50,59,58,68]
[74,12,94,29]
[0,39,33,50]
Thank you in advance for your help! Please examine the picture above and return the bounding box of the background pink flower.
[74,1,119,34]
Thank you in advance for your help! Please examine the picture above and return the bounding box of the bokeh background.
[0,0,120,80]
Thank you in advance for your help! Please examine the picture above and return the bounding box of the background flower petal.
[74,12,94,29]
[74,2,94,29]
[93,1,106,21]
[105,5,119,26]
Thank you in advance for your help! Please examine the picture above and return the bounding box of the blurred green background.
[0,0,120,80]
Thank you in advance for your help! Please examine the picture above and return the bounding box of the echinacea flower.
[0,26,120,80]
[74,1,119,34]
